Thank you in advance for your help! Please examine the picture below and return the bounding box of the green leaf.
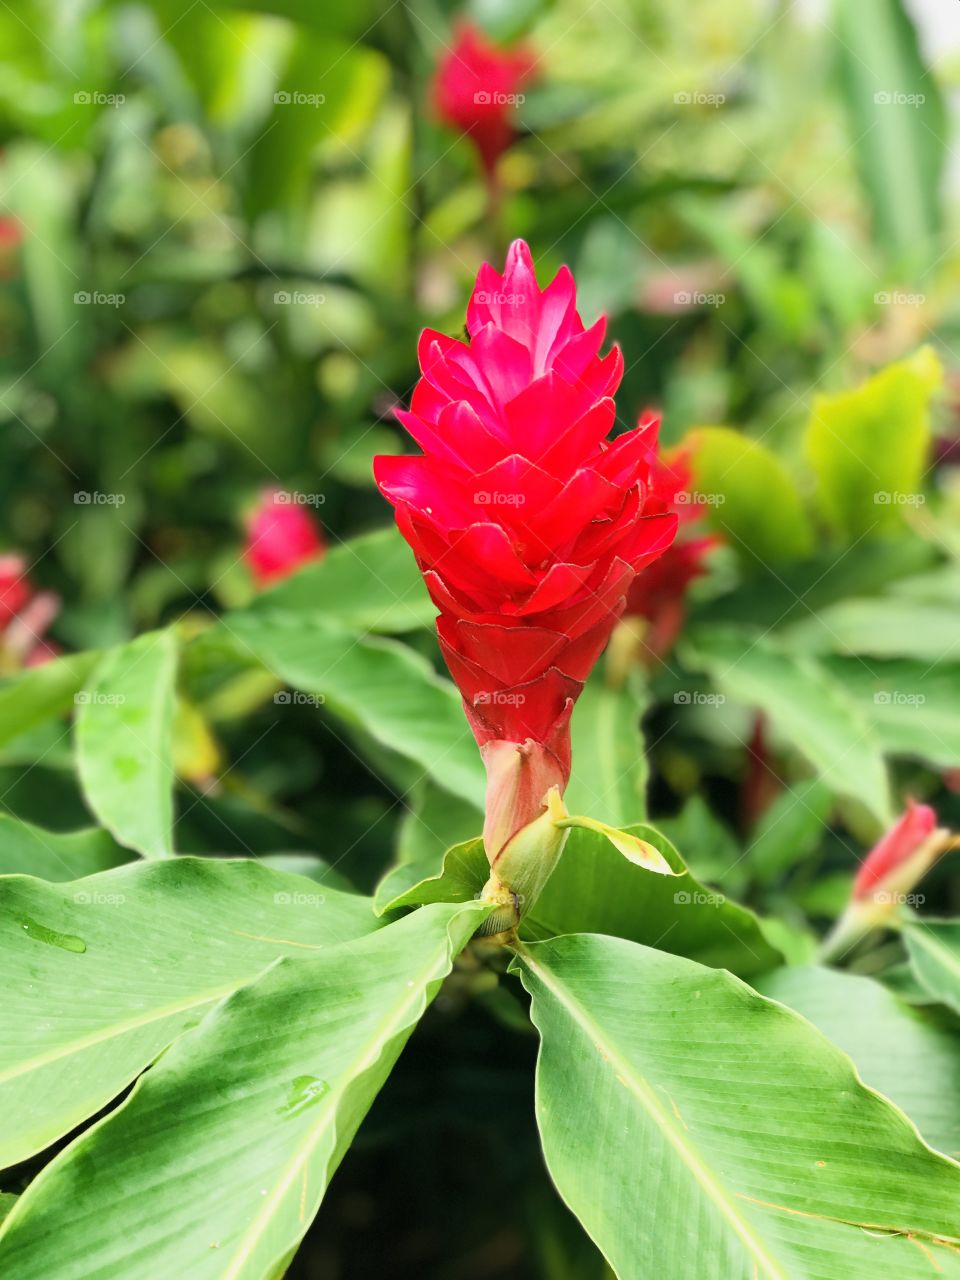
[904,921,960,1017]
[517,933,960,1280]
[685,629,891,823]
[785,598,960,662]
[687,426,814,565]
[805,348,941,540]
[395,779,482,869]
[0,902,488,1279]
[564,674,649,826]
[524,823,782,978]
[221,614,486,808]
[0,652,99,751]
[246,526,434,634]
[746,779,833,886]
[374,838,489,916]
[75,630,179,859]
[0,817,130,880]
[758,965,960,1158]
[0,858,379,1168]
[833,0,946,270]
[822,658,960,768]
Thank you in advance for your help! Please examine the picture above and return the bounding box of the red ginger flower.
[624,435,718,660]
[245,488,325,590]
[375,240,678,859]
[433,23,535,177]
[0,554,60,670]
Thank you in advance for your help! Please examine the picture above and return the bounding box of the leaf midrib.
[521,947,787,1280]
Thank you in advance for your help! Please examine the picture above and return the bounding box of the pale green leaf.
[685,629,891,823]
[0,817,130,880]
[904,921,960,1017]
[758,965,960,1158]
[564,675,649,827]
[75,630,179,859]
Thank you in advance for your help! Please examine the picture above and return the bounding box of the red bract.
[0,554,60,669]
[245,489,325,589]
[375,240,678,858]
[433,23,535,177]
[625,437,717,660]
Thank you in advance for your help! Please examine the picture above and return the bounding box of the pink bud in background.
[0,554,60,668]
[245,489,326,589]
[853,799,947,906]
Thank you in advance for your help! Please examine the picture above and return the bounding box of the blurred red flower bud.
[432,23,535,176]
[245,489,325,589]
[0,554,60,668]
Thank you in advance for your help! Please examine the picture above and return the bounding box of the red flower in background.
[245,489,325,589]
[0,217,20,278]
[433,23,535,177]
[0,554,60,669]
[376,240,677,859]
[624,437,718,661]
[853,799,944,904]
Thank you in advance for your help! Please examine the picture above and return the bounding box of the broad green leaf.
[785,599,960,662]
[685,629,891,823]
[246,526,434,633]
[0,652,98,750]
[687,426,813,564]
[904,921,960,1017]
[0,817,130,880]
[75,630,179,859]
[833,0,946,270]
[822,657,960,768]
[805,349,941,539]
[564,675,648,826]
[221,614,486,808]
[0,902,488,1279]
[524,823,782,978]
[518,934,960,1280]
[0,858,379,1168]
[758,965,960,1158]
